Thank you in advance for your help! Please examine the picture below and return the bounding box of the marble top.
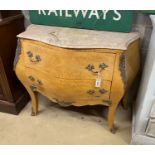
[18,24,140,50]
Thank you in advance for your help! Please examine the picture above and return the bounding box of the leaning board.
[29,10,134,32]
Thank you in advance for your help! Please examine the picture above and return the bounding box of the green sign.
[141,10,155,15]
[29,10,134,32]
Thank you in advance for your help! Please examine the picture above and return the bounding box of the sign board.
[29,10,134,32]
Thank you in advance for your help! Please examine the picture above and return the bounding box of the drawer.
[25,68,111,106]
[22,40,116,81]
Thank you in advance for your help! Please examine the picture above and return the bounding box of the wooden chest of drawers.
[14,25,140,132]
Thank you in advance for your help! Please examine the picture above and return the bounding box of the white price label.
[95,78,101,87]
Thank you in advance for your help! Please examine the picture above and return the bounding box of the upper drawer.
[22,40,116,81]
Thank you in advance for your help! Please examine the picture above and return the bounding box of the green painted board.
[29,10,134,32]
[141,10,155,15]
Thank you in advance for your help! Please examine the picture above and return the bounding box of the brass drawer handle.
[28,75,35,81]
[99,63,108,70]
[27,51,33,57]
[87,90,95,95]
[85,63,108,74]
[99,89,108,94]
[28,75,43,86]
[87,89,107,96]
[36,80,43,85]
[30,85,37,91]
[27,51,41,63]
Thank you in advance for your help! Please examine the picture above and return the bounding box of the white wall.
[22,10,31,27]
[132,15,155,144]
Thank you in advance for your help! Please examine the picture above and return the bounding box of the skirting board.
[131,134,155,145]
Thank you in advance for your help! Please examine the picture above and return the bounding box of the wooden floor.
[0,94,131,144]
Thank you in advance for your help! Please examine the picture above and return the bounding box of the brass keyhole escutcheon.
[27,51,42,63]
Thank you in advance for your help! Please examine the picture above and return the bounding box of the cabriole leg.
[108,102,119,134]
[29,87,38,116]
[24,85,38,116]
[31,92,38,116]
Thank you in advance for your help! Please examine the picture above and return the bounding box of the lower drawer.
[25,68,112,106]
